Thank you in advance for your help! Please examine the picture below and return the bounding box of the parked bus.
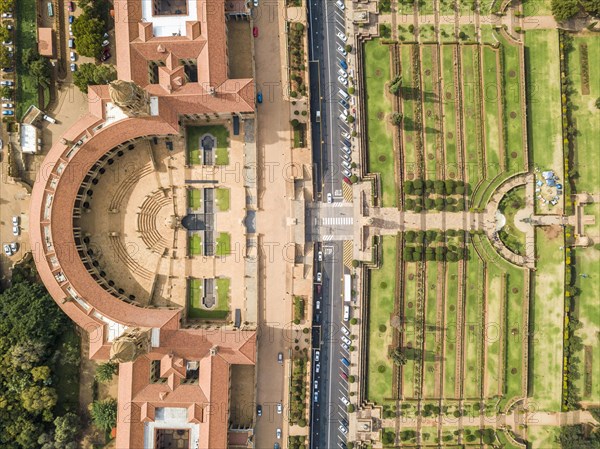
[344,274,351,302]
[47,2,54,17]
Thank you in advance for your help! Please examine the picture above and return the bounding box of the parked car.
[3,244,12,256]
[335,0,345,10]
[338,68,347,78]
[341,335,351,346]
[276,428,281,439]
[338,75,348,86]
[339,424,348,435]
[327,192,332,203]
[256,404,262,417]
[277,352,283,364]
[343,176,352,185]
[102,39,110,47]
[317,251,323,261]
[12,216,19,225]
[101,51,111,62]
[340,396,350,406]
[341,131,351,139]
[6,24,12,31]
[2,40,12,45]
[315,350,320,362]
[68,38,75,48]
[256,91,262,104]
[2,67,14,73]
[10,242,18,253]
[339,59,348,70]
[276,403,282,414]
[70,63,77,72]
[340,370,348,380]
[252,26,258,38]
[2,103,13,108]
[69,15,74,23]
[1,13,13,18]
[316,272,322,283]
[341,343,349,351]
[341,153,351,162]
[70,51,76,61]
[315,362,320,373]
[12,225,19,236]
[69,24,73,37]
[336,31,347,42]
[0,80,13,87]
[341,326,350,336]
[337,45,347,56]
[68,1,75,12]
[2,110,14,116]
[342,168,351,177]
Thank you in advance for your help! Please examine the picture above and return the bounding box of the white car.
[1,13,12,18]
[342,131,351,139]
[336,31,347,42]
[317,251,323,261]
[341,153,351,162]
[338,68,347,78]
[327,192,332,203]
[70,51,76,61]
[276,403,282,414]
[10,242,18,253]
[337,45,347,56]
[315,362,320,373]
[313,380,318,390]
[339,424,348,435]
[12,216,19,225]
[315,350,320,362]
[341,343,350,351]
[12,225,20,236]
[70,63,77,72]
[342,168,352,177]
[341,335,351,346]
[340,396,350,406]
[102,39,110,47]
[335,0,345,10]
[3,244,12,256]
[69,25,73,37]
[341,326,350,336]
[2,103,13,108]
[316,272,322,283]
[338,76,348,86]
[342,146,351,155]
[316,300,321,310]
[2,40,12,45]
[276,428,281,439]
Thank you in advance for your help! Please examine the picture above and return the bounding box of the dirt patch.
[510,111,517,119]
[375,68,383,77]
[377,111,385,120]
[448,343,454,350]
[509,70,516,78]
[407,302,413,308]
[511,151,518,159]
[407,341,413,349]
[447,132,453,139]
[449,172,455,178]
[407,135,413,143]
[449,305,455,312]
[230,365,255,427]
[379,155,387,162]
[428,153,434,160]
[445,92,452,100]
[511,368,518,375]
[426,109,432,117]
[407,172,414,180]
[425,69,431,76]
[408,274,415,281]
[512,288,519,294]
[542,225,562,240]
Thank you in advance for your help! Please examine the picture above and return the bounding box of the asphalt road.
[307,0,353,448]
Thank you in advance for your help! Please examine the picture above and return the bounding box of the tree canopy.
[72,13,105,58]
[73,63,117,93]
[551,0,582,21]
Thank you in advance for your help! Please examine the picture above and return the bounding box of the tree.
[95,361,118,383]
[580,0,600,17]
[73,63,117,93]
[72,13,105,58]
[9,339,48,369]
[0,0,13,13]
[31,365,52,382]
[551,0,581,21]
[596,97,600,109]
[21,386,58,414]
[344,44,353,53]
[90,399,118,431]
[390,348,407,366]
[54,413,81,447]
[29,58,52,87]
[0,85,13,98]
[0,26,9,42]
[0,45,9,67]
[391,112,403,125]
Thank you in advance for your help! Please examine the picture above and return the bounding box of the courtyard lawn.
[187,278,204,317]
[574,218,600,401]
[498,32,527,173]
[461,45,483,187]
[420,45,438,179]
[15,0,39,120]
[531,226,564,411]
[400,45,418,179]
[484,263,504,398]
[498,186,527,255]
[402,262,418,398]
[525,31,563,202]
[188,189,202,210]
[189,234,202,256]
[216,232,231,256]
[441,45,459,175]
[522,0,553,16]
[215,278,231,313]
[423,263,439,397]
[364,40,396,207]
[504,266,526,401]
[443,261,460,398]
[367,236,397,403]
[527,426,561,449]
[216,188,230,212]
[186,125,230,166]
[464,247,484,399]
[569,36,600,193]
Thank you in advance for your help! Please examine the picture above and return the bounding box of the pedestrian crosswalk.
[321,217,353,225]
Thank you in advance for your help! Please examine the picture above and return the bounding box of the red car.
[68,1,75,12]
[343,176,352,185]
[340,371,348,380]
[252,27,258,38]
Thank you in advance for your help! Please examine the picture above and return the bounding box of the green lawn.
[402,262,418,398]
[461,45,483,187]
[215,232,231,256]
[569,35,600,193]
[186,125,230,166]
[464,246,484,399]
[531,227,565,411]
[187,278,230,320]
[15,0,39,119]
[441,45,459,176]
[367,236,397,403]
[485,263,504,398]
[216,188,230,212]
[525,31,563,198]
[400,45,419,182]
[443,262,459,398]
[189,234,202,255]
[522,0,553,16]
[364,40,396,207]
[188,189,202,209]
[423,263,439,397]
[527,426,561,449]
[420,45,438,179]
